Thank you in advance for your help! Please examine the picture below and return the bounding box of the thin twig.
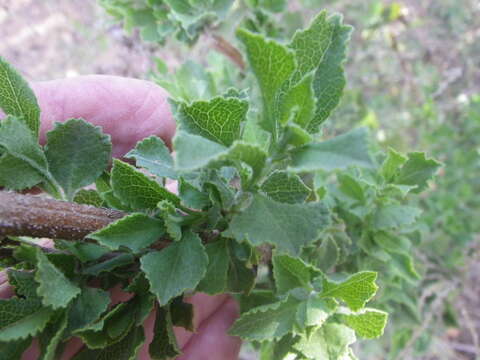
[0,191,126,240]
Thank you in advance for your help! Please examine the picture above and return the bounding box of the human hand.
[0,75,241,360]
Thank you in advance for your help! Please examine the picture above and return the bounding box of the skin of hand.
[0,75,241,360]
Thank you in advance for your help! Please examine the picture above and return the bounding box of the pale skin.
[0,75,241,360]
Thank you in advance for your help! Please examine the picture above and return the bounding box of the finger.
[178,297,241,360]
[32,76,175,158]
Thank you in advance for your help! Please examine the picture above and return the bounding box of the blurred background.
[1,0,479,359]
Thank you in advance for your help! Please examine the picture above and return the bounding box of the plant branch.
[0,191,126,240]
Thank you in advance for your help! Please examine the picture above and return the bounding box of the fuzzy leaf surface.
[140,231,208,305]
[126,136,177,179]
[272,254,320,294]
[45,119,111,199]
[0,56,40,136]
[290,127,374,172]
[175,96,248,146]
[196,239,230,295]
[260,170,310,204]
[394,152,441,192]
[341,308,388,339]
[226,194,330,255]
[321,271,378,311]
[89,213,164,253]
[35,249,81,309]
[373,204,421,230]
[111,159,179,210]
[229,295,301,341]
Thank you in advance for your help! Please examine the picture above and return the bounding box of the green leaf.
[309,15,353,132]
[0,153,44,190]
[321,271,378,311]
[197,239,230,295]
[63,287,110,338]
[56,241,109,263]
[0,337,32,360]
[295,295,333,328]
[373,204,421,230]
[73,325,145,360]
[226,242,256,294]
[272,254,320,294]
[290,127,374,172]
[337,173,365,203]
[126,136,177,179]
[0,56,40,137]
[178,178,211,209]
[315,236,340,272]
[8,270,38,298]
[381,147,407,182]
[278,74,315,128]
[174,96,248,146]
[226,194,330,255]
[35,249,80,309]
[88,213,164,253]
[73,189,104,207]
[0,116,54,190]
[38,311,68,360]
[45,119,111,199]
[260,170,311,204]
[170,297,194,331]
[141,231,208,305]
[0,299,54,341]
[229,295,301,341]
[149,307,181,360]
[82,253,135,276]
[341,308,388,339]
[237,28,295,137]
[294,323,356,359]
[394,152,441,193]
[111,159,179,210]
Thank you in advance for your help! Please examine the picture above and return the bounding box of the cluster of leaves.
[0,8,440,360]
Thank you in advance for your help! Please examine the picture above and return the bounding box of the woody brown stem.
[0,191,126,240]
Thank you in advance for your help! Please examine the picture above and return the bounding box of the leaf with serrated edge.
[290,127,374,172]
[35,249,80,309]
[89,213,164,253]
[111,159,179,210]
[340,308,388,339]
[229,295,301,341]
[0,299,54,341]
[373,204,421,230]
[272,254,320,294]
[237,28,295,138]
[38,311,68,360]
[0,56,40,137]
[381,147,407,182]
[225,194,330,255]
[394,152,441,193]
[126,136,177,179]
[260,170,311,204]
[321,271,378,311]
[141,231,207,305]
[175,96,248,146]
[197,239,230,295]
[45,119,111,199]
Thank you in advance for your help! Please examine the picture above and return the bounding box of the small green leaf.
[197,239,230,295]
[321,271,378,311]
[45,119,111,199]
[0,116,53,190]
[170,297,194,332]
[373,204,421,230]
[290,127,374,172]
[73,189,104,207]
[141,231,208,305]
[126,136,177,179]
[178,178,211,209]
[341,308,388,339]
[272,254,320,294]
[0,299,54,342]
[63,287,110,338]
[337,173,365,203]
[82,253,135,276]
[35,249,81,309]
[38,311,68,360]
[296,296,333,328]
[381,147,407,182]
[394,152,441,193]
[89,213,164,253]
[260,170,311,204]
[0,56,40,137]
[149,306,181,360]
[294,323,356,359]
[174,96,248,146]
[111,159,179,210]
[237,28,295,137]
[73,325,145,360]
[226,194,330,255]
[0,153,44,190]
[314,236,339,272]
[229,295,301,341]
